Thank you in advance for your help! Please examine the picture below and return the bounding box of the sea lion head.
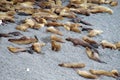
[66,37,72,41]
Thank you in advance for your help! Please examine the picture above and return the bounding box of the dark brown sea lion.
[66,37,99,53]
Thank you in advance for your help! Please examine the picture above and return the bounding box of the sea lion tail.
[34,35,39,42]
[98,60,107,64]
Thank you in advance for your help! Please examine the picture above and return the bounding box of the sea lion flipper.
[90,44,99,48]
[98,59,107,64]
[92,48,99,54]
[34,35,38,42]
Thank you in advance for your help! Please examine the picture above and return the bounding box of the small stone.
[26,68,30,71]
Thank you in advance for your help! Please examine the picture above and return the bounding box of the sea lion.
[70,0,87,4]
[86,47,106,63]
[8,46,33,54]
[57,7,77,18]
[66,37,99,53]
[16,8,35,15]
[88,4,113,14]
[33,17,47,24]
[58,62,85,68]
[70,25,81,33]
[0,11,15,22]
[101,40,116,50]
[69,8,90,16]
[23,18,45,30]
[82,36,99,48]
[55,0,62,6]
[24,18,35,28]
[51,40,61,51]
[77,70,98,79]
[32,9,63,20]
[63,22,81,33]
[87,0,106,4]
[89,69,117,78]
[46,26,63,36]
[60,11,77,18]
[31,42,45,53]
[51,35,65,43]
[88,29,103,37]
[0,32,22,38]
[8,36,38,44]
[16,24,29,32]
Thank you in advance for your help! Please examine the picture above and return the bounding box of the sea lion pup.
[87,29,103,37]
[46,26,63,36]
[82,36,99,48]
[77,70,98,79]
[58,62,85,68]
[51,40,61,51]
[65,37,99,53]
[115,42,120,50]
[100,40,116,50]
[89,69,117,78]
[8,36,38,45]
[31,42,45,53]
[51,35,65,43]
[86,47,106,63]
[7,46,33,54]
